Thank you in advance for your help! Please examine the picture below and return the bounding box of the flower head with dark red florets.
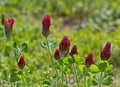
[54,48,62,60]
[85,52,94,66]
[4,17,15,40]
[42,14,51,27]
[69,45,78,56]
[1,14,5,25]
[5,17,15,29]
[41,14,51,37]
[59,36,70,56]
[100,42,112,60]
[18,55,25,69]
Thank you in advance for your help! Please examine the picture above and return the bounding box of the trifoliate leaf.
[90,64,100,73]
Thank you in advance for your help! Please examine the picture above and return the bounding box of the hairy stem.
[21,70,26,87]
[99,72,103,87]
[61,65,64,86]
[73,64,79,87]
[84,66,87,87]
[46,37,58,74]
[65,75,68,86]
[10,39,18,63]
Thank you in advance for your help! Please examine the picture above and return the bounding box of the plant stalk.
[84,66,87,87]
[46,37,58,87]
[22,73,25,87]
[61,65,64,86]
[99,72,103,87]
[73,63,79,87]
[46,37,58,74]
[65,75,68,86]
[10,39,18,63]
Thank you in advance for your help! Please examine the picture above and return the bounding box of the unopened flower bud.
[59,36,70,56]
[85,52,94,66]
[100,42,112,60]
[18,55,25,69]
[54,48,61,60]
[69,45,78,56]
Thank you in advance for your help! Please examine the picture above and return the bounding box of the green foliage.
[40,41,47,49]
[0,0,120,86]
[87,72,93,87]
[20,43,28,52]
[90,64,100,73]
[42,74,59,87]
[2,70,8,81]
[105,65,113,72]
[40,40,57,49]
[93,73,113,86]
[98,61,109,72]
[92,61,113,86]
[101,76,113,85]
[9,71,20,82]
[93,73,100,85]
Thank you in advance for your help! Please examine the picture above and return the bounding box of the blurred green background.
[0,0,120,86]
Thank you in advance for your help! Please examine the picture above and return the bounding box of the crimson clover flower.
[4,17,15,40]
[85,52,94,66]
[18,55,25,69]
[59,36,70,56]
[100,42,112,60]
[54,48,62,60]
[5,17,15,30]
[41,14,51,37]
[69,45,78,56]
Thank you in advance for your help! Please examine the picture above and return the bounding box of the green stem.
[10,39,18,63]
[22,71,25,87]
[84,74,86,87]
[73,64,79,87]
[99,72,103,87]
[61,65,64,86]
[46,37,58,87]
[84,66,87,87]
[46,37,58,74]
[51,76,60,87]
[65,75,68,86]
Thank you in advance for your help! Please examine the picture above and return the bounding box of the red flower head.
[100,42,112,60]
[85,52,94,66]
[1,14,5,25]
[54,48,62,60]
[41,14,51,37]
[5,17,15,29]
[18,55,25,69]
[59,36,70,56]
[4,17,15,40]
[69,45,78,56]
